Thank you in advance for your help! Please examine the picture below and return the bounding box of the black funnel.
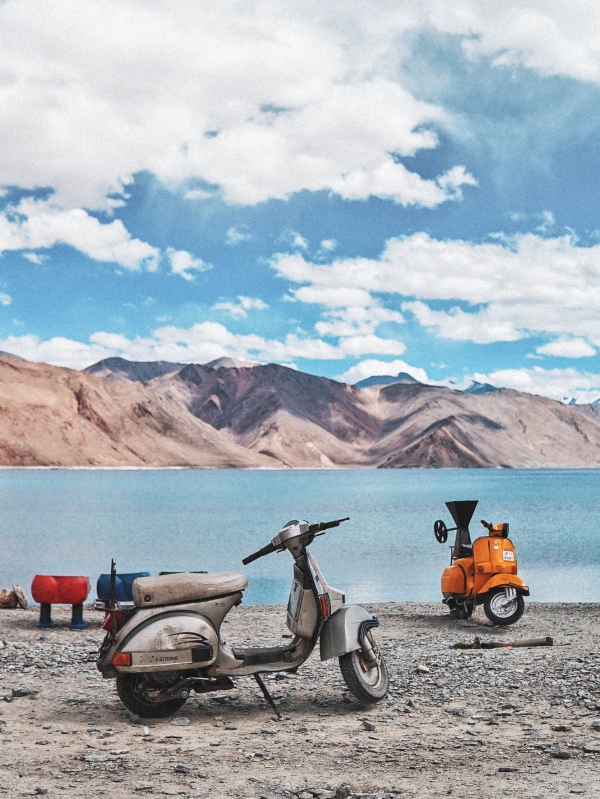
[445,500,478,529]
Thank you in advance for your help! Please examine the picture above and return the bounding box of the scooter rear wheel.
[339,646,388,704]
[116,673,188,718]
[483,587,525,626]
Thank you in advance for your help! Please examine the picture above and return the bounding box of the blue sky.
[1,0,600,401]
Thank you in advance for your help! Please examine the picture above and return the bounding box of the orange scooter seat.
[132,571,248,608]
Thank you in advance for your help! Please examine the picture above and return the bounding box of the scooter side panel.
[441,560,471,595]
[319,605,372,661]
[104,593,242,675]
[118,610,219,673]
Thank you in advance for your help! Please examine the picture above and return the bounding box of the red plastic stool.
[31,575,91,630]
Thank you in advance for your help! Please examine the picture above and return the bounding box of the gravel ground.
[1,601,600,798]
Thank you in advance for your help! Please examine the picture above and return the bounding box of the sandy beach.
[1,601,599,798]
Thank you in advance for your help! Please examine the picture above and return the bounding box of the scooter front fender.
[319,605,374,661]
[478,573,530,597]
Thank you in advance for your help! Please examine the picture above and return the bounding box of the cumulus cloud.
[166,248,212,280]
[536,338,596,358]
[0,197,210,277]
[335,359,430,385]
[0,0,484,211]
[0,320,406,371]
[0,198,160,270]
[225,227,252,246]
[273,232,600,347]
[212,296,269,319]
[470,365,600,404]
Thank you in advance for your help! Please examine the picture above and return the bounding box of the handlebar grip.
[308,516,350,533]
[242,542,276,565]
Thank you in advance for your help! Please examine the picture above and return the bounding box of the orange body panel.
[441,558,473,595]
[441,536,526,599]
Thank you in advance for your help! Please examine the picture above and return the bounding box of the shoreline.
[1,601,600,798]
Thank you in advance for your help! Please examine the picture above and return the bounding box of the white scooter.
[97,517,388,717]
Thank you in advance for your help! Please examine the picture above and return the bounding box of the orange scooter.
[433,500,529,625]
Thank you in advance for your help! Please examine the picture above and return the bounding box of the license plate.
[503,551,515,561]
[131,650,192,666]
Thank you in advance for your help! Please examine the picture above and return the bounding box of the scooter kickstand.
[254,673,282,720]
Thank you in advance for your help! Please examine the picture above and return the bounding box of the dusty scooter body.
[433,500,529,625]
[97,517,388,717]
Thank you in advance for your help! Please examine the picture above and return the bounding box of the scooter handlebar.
[308,516,350,534]
[242,542,277,565]
[242,517,350,565]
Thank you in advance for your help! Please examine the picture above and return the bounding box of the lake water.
[1,468,599,606]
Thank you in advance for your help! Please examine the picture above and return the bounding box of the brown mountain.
[2,353,600,468]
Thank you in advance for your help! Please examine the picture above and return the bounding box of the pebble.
[170,717,190,726]
[362,720,376,731]
[416,664,430,674]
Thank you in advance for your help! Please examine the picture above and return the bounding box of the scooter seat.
[132,572,248,608]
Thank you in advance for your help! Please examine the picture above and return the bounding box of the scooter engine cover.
[118,611,218,672]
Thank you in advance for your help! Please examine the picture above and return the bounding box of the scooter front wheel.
[339,647,389,704]
[116,674,188,718]
[483,587,525,626]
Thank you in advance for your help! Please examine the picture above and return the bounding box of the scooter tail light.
[319,595,330,619]
[111,651,132,667]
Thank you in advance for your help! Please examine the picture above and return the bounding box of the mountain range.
[0,353,599,468]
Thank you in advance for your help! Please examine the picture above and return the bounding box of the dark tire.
[339,647,389,704]
[116,673,188,718]
[483,588,525,626]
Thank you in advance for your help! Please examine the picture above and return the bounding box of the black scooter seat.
[132,571,248,608]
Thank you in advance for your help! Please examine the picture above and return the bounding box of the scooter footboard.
[319,605,375,661]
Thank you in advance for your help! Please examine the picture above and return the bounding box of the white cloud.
[225,227,252,246]
[319,239,337,251]
[212,295,269,319]
[0,293,11,306]
[273,232,600,347]
[0,1,483,211]
[536,338,596,358]
[403,301,522,344]
[0,320,405,371]
[470,365,600,404]
[166,247,212,280]
[0,198,159,271]
[0,1,598,214]
[0,197,211,278]
[335,359,430,385]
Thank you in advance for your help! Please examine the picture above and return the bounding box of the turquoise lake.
[1,468,599,606]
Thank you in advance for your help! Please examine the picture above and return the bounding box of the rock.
[582,744,600,753]
[12,687,29,697]
[0,589,18,609]
[82,754,108,763]
[174,763,190,773]
[416,664,430,674]
[551,725,571,732]
[170,717,190,726]
[407,698,419,708]
[362,721,376,731]
[33,789,48,796]
[13,585,28,609]
[336,787,352,799]
[548,749,571,760]
[498,767,518,773]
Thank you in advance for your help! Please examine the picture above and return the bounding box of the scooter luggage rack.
[94,599,136,612]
